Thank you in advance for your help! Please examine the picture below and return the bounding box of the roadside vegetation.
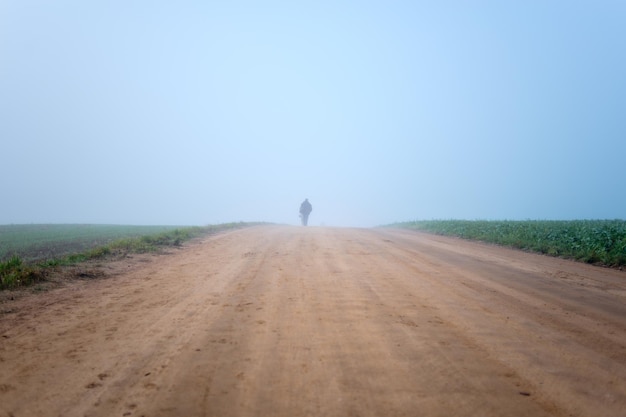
[0,224,186,263]
[391,220,626,268]
[0,223,258,290]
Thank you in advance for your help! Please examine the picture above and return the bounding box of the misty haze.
[2,3,626,417]
[1,1,624,226]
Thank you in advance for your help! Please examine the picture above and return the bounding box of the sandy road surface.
[1,225,626,417]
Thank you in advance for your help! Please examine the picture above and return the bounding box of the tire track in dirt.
[371,228,626,417]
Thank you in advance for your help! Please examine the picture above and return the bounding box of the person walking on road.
[299,198,312,226]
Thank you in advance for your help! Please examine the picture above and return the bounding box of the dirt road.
[1,225,625,417]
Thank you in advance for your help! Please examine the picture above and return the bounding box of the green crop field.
[391,220,626,267]
[0,224,184,263]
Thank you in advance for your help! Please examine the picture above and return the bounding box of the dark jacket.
[300,199,312,215]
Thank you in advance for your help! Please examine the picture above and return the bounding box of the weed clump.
[0,256,45,290]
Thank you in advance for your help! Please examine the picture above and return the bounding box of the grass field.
[391,220,626,267]
[0,223,256,290]
[0,224,185,263]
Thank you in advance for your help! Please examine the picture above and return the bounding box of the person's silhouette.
[299,199,312,226]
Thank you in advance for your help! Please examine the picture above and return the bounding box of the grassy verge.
[0,256,46,290]
[0,222,259,290]
[0,224,188,263]
[390,220,626,267]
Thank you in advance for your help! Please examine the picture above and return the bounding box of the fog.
[1,1,624,227]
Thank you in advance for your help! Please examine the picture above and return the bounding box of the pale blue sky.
[1,1,624,226]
